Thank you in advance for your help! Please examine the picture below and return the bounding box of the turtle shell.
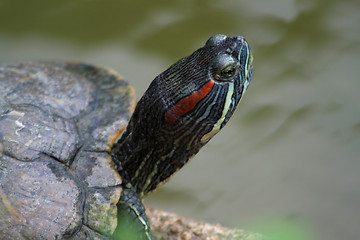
[0,62,135,239]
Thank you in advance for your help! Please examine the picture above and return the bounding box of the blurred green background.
[1,0,359,239]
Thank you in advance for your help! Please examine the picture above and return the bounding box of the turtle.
[0,34,253,240]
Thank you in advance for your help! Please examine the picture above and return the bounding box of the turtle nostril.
[231,36,244,43]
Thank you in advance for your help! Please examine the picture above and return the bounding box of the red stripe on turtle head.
[165,80,214,123]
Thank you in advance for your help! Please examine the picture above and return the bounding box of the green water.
[1,1,359,239]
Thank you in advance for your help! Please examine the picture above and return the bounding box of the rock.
[147,208,262,240]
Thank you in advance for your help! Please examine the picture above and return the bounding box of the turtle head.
[161,34,253,142]
[112,34,253,196]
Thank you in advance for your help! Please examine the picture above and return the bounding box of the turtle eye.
[220,64,237,79]
[211,54,239,82]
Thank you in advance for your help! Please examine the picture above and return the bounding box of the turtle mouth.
[235,37,253,90]
[244,52,253,91]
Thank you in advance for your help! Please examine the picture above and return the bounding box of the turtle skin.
[0,62,142,239]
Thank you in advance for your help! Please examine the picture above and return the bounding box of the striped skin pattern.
[165,80,215,124]
[112,35,253,197]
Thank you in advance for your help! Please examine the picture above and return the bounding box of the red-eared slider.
[0,34,253,240]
